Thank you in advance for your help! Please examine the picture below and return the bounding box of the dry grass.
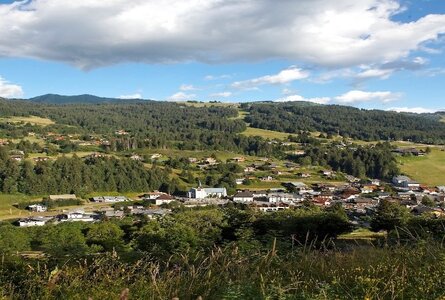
[0,116,55,126]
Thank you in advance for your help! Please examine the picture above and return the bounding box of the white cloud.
[118,93,142,99]
[210,92,232,98]
[204,75,231,81]
[0,76,24,98]
[275,94,331,104]
[232,67,309,89]
[180,84,199,91]
[387,107,438,114]
[168,92,196,101]
[1,1,444,69]
[335,90,401,103]
[355,68,394,79]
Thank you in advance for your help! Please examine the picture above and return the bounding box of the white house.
[19,217,52,227]
[92,196,128,203]
[233,191,254,203]
[27,204,48,212]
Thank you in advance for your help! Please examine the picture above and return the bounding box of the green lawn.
[0,194,41,220]
[241,127,294,140]
[399,149,445,186]
[0,116,55,126]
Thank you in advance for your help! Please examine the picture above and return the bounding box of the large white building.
[188,187,227,199]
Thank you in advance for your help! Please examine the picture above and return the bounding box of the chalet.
[244,167,256,173]
[267,193,295,203]
[10,155,24,162]
[252,190,268,198]
[18,217,53,227]
[368,179,381,186]
[235,178,245,185]
[339,187,361,200]
[142,191,167,200]
[188,157,198,163]
[260,176,273,181]
[27,204,47,212]
[204,157,218,165]
[91,196,128,203]
[150,194,175,205]
[233,191,254,203]
[312,197,331,207]
[293,150,306,156]
[321,170,333,177]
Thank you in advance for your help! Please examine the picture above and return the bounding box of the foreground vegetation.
[0,203,445,299]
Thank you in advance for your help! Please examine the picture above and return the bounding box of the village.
[16,172,445,227]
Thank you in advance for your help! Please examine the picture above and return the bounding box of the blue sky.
[0,0,445,113]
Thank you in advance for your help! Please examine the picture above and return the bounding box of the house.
[267,193,295,203]
[260,176,273,181]
[287,182,312,193]
[436,186,445,193]
[257,204,290,212]
[33,157,50,162]
[10,155,23,162]
[368,179,381,186]
[18,217,53,227]
[204,157,218,165]
[392,176,420,190]
[321,170,333,177]
[235,178,245,185]
[361,185,377,194]
[252,190,268,198]
[61,210,97,222]
[233,191,254,203]
[49,194,77,201]
[188,157,198,163]
[91,196,128,203]
[87,152,105,159]
[27,204,47,212]
[150,194,175,205]
[141,191,167,200]
[244,167,256,173]
[151,153,162,160]
[188,186,227,199]
[297,172,311,178]
[115,130,129,135]
[130,154,143,161]
[231,157,245,163]
[345,175,360,183]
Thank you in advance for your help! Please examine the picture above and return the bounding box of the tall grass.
[1,240,445,299]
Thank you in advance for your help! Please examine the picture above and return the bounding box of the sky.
[0,0,445,113]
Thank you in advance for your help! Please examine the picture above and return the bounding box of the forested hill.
[244,102,445,144]
[28,94,144,104]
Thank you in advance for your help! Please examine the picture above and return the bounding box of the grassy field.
[399,149,445,186]
[0,116,55,126]
[0,194,41,220]
[241,127,294,140]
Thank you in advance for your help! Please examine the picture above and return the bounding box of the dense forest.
[0,147,172,195]
[244,102,445,144]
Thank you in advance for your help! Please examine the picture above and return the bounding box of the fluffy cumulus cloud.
[275,94,331,104]
[232,67,309,89]
[180,84,199,91]
[1,0,444,69]
[387,107,438,114]
[335,90,401,103]
[168,92,196,101]
[0,76,24,98]
[118,93,142,99]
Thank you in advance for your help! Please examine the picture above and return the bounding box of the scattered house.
[187,186,227,199]
[27,204,47,212]
[260,176,273,181]
[115,129,129,135]
[87,152,105,159]
[352,198,379,209]
[18,217,53,227]
[267,193,295,203]
[252,190,268,198]
[130,154,143,161]
[339,187,361,200]
[188,157,198,163]
[436,186,445,193]
[91,196,128,203]
[49,194,77,201]
[233,191,254,203]
[297,172,311,178]
[257,204,290,212]
[392,148,426,157]
[345,175,360,183]
[33,157,50,162]
[293,150,306,156]
[361,185,377,194]
[0,139,9,146]
[312,196,331,207]
[392,176,420,190]
[231,156,246,163]
[151,153,162,160]
[150,194,175,205]
[60,210,97,222]
[204,157,218,165]
[368,179,381,186]
[244,167,256,173]
[10,155,24,162]
[141,191,168,200]
[235,178,245,185]
[321,170,333,177]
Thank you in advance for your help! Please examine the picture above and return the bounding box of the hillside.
[245,102,445,144]
[28,94,144,104]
